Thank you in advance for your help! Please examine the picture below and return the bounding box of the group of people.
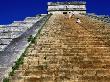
[64,12,81,24]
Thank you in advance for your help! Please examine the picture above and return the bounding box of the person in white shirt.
[76,18,81,23]
[69,12,72,19]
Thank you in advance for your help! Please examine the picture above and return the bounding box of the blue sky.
[0,0,110,24]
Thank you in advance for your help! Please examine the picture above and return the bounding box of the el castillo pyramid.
[1,1,110,82]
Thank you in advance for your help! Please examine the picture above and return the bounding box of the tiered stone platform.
[9,14,110,82]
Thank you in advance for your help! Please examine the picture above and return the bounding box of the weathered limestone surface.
[10,14,110,82]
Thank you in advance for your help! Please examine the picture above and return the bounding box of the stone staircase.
[9,14,110,82]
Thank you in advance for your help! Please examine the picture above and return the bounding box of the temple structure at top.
[48,1,86,14]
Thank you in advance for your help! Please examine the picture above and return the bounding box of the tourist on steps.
[69,12,72,19]
[76,18,81,23]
